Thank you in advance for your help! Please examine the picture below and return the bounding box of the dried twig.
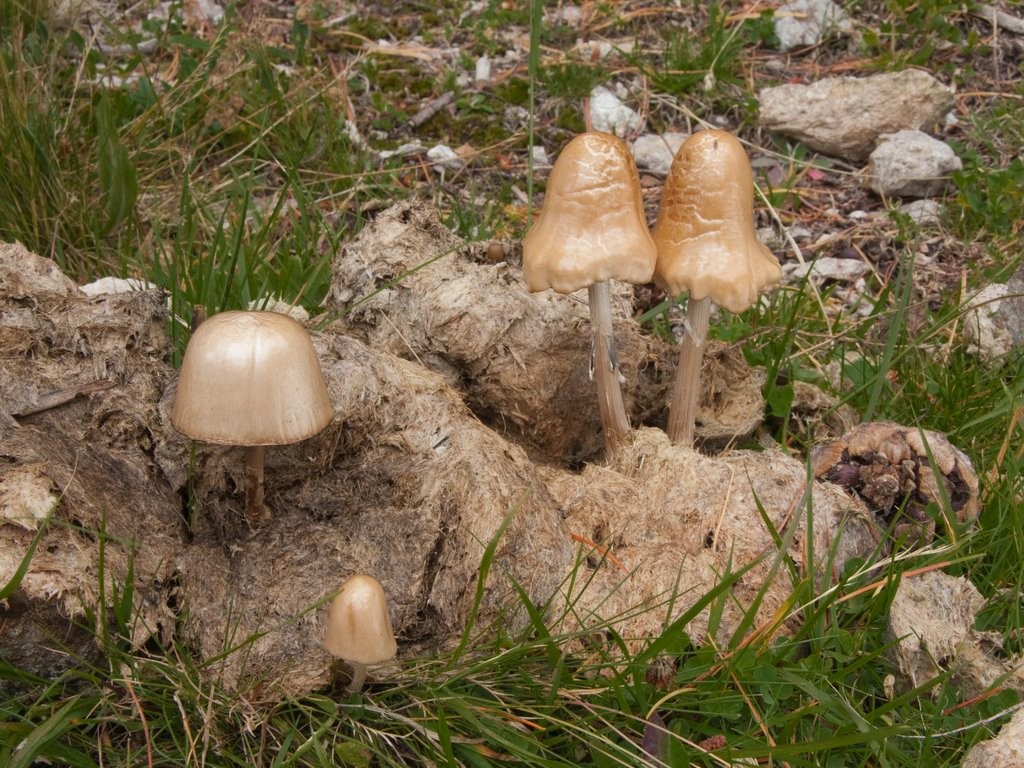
[13,379,115,418]
[409,91,454,128]
[971,3,1024,35]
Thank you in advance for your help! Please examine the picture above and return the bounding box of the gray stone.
[775,0,851,51]
[783,255,871,282]
[899,199,943,226]
[631,132,688,175]
[864,130,962,197]
[589,85,645,137]
[759,70,955,161]
[426,144,464,171]
[963,269,1024,362]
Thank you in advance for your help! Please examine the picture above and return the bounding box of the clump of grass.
[856,0,978,70]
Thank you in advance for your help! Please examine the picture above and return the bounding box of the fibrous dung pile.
[0,206,977,700]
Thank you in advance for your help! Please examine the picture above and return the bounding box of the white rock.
[775,0,851,51]
[783,256,872,282]
[150,0,224,27]
[80,276,159,297]
[531,145,550,166]
[378,141,424,160]
[426,144,465,171]
[864,130,962,198]
[785,225,813,241]
[546,5,583,26]
[899,199,943,226]
[474,55,490,84]
[588,85,645,137]
[963,283,1013,361]
[188,0,224,25]
[631,132,688,175]
[756,226,782,250]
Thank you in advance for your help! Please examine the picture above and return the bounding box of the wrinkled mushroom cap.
[653,129,781,313]
[523,132,657,294]
[323,574,398,665]
[171,310,333,446]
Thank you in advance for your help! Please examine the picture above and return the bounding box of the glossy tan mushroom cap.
[171,311,333,446]
[653,130,781,313]
[523,132,657,294]
[323,574,398,665]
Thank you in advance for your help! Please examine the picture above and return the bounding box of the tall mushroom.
[653,130,782,447]
[324,574,397,692]
[523,132,657,457]
[171,310,334,525]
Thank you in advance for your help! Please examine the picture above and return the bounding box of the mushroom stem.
[348,662,368,693]
[244,445,270,525]
[588,280,631,456]
[666,296,712,447]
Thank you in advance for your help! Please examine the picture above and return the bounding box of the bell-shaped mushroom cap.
[171,311,333,446]
[523,132,657,294]
[653,130,781,314]
[323,574,398,665]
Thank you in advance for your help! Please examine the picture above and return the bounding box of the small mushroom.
[653,130,781,446]
[171,310,334,525]
[523,131,657,456]
[323,574,397,692]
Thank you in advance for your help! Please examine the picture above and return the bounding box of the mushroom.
[653,130,781,446]
[323,574,397,692]
[170,310,334,525]
[522,131,657,456]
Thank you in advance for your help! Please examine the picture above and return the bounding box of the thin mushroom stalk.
[243,446,270,525]
[588,281,631,454]
[666,296,711,446]
[348,662,368,693]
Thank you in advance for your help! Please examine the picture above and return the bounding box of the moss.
[494,76,530,108]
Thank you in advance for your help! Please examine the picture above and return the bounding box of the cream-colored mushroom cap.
[171,310,333,446]
[323,574,398,665]
[523,132,657,294]
[653,129,781,313]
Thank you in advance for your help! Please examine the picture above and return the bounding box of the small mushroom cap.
[323,574,398,665]
[652,129,781,313]
[171,311,333,446]
[523,132,657,294]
